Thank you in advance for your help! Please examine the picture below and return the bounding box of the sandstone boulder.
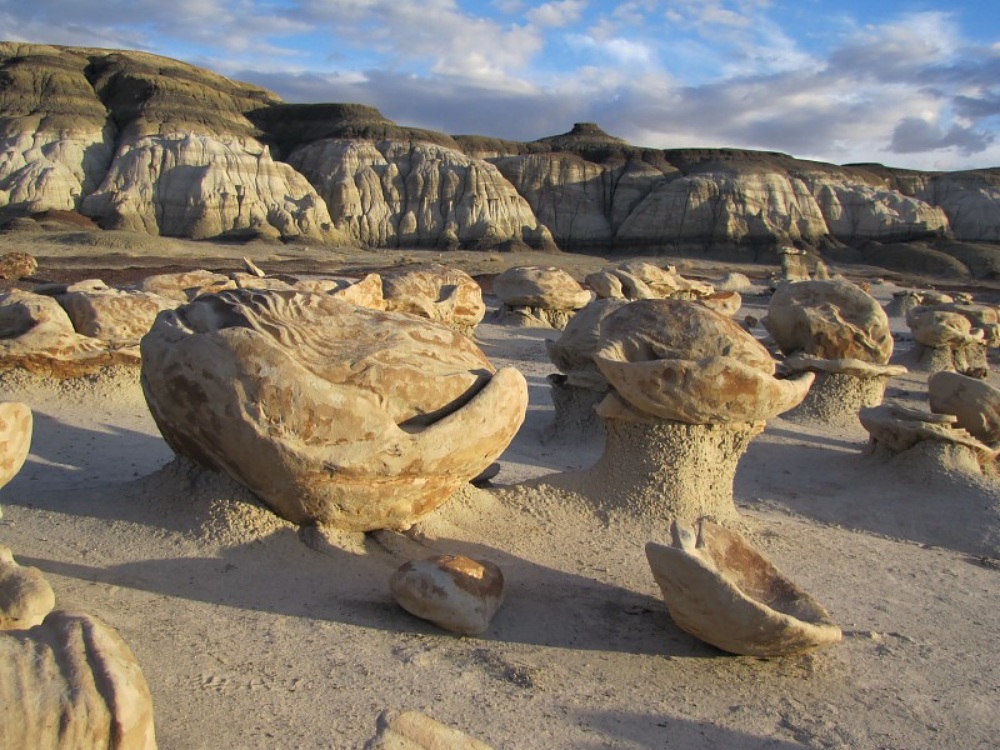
[58,289,177,344]
[594,299,813,424]
[390,555,504,636]
[0,291,141,377]
[0,401,31,491]
[646,520,842,657]
[0,546,54,630]
[131,270,236,302]
[493,266,592,329]
[381,264,484,335]
[0,610,156,749]
[544,299,628,391]
[0,252,37,281]
[928,371,1000,446]
[140,289,527,530]
[763,279,893,363]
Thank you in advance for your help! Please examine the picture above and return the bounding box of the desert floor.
[1,232,998,749]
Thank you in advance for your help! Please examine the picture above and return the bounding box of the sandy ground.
[1,235,999,749]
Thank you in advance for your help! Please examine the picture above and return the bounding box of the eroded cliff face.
[1,42,1000,257]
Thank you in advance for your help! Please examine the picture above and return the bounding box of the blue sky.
[2,1,999,171]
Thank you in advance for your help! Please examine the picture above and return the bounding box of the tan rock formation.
[58,289,177,344]
[288,139,555,250]
[390,555,504,636]
[861,403,998,475]
[928,371,1000,446]
[0,610,157,749]
[131,270,236,302]
[381,264,485,335]
[646,520,842,657]
[0,290,140,377]
[365,709,494,750]
[0,545,55,630]
[140,289,527,530]
[764,280,899,424]
[492,266,592,329]
[547,300,811,527]
[0,401,31,491]
[905,306,992,374]
[0,252,37,281]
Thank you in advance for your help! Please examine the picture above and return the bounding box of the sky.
[2,1,1000,171]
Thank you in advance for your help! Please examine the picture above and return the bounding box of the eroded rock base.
[784,373,888,426]
[543,378,605,443]
[555,418,763,528]
[909,343,989,376]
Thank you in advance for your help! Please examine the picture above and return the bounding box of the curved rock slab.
[928,371,1000,446]
[0,610,156,749]
[0,545,54,630]
[593,299,813,424]
[646,520,842,657]
[860,403,997,463]
[0,402,31,491]
[763,280,893,363]
[140,289,527,530]
[390,555,504,636]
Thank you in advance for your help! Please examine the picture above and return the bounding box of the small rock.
[364,709,494,749]
[0,545,55,630]
[390,555,504,636]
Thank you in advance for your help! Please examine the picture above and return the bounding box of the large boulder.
[492,266,592,329]
[928,371,1000,446]
[0,610,156,749]
[58,289,177,344]
[763,279,893,364]
[140,289,527,530]
[0,401,31,490]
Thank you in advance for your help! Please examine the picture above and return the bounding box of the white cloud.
[527,0,587,29]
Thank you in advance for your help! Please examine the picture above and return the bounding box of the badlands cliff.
[2,43,1000,272]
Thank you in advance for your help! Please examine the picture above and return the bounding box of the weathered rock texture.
[906,303,998,375]
[492,266,592,328]
[5,44,1000,264]
[381,264,485,335]
[764,280,902,424]
[0,545,55,630]
[390,555,504,636]
[0,401,31,490]
[140,289,527,530]
[547,300,811,527]
[928,371,1000,446]
[0,610,157,749]
[646,520,842,657]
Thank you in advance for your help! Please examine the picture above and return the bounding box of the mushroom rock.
[907,310,987,375]
[860,403,997,476]
[58,289,177,345]
[928,371,1000,446]
[130,269,236,303]
[365,709,494,750]
[381,264,485,336]
[0,546,55,630]
[883,289,954,319]
[615,261,715,299]
[492,266,592,329]
[0,610,157,750]
[552,299,812,527]
[906,303,998,375]
[763,280,900,425]
[543,299,627,440]
[0,401,32,491]
[389,554,504,636]
[140,289,527,531]
[645,520,842,657]
[0,291,141,377]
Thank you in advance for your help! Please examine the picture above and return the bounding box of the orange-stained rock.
[381,264,485,335]
[390,555,504,636]
[0,401,31,491]
[140,289,527,530]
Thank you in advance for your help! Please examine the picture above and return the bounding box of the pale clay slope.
[0,281,998,748]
